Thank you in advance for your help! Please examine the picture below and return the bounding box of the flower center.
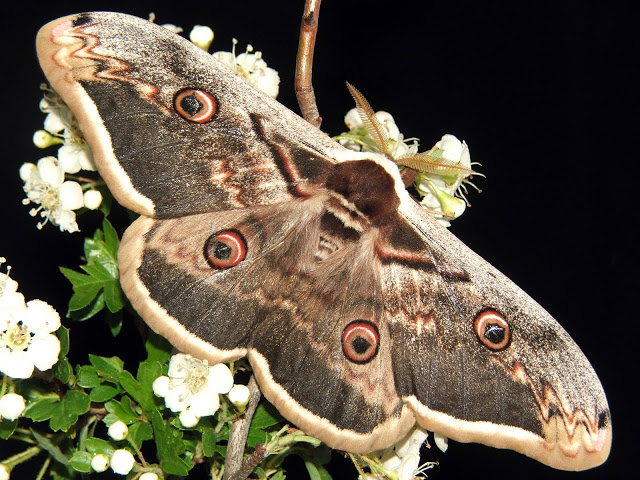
[185,363,209,393]
[1,320,32,351]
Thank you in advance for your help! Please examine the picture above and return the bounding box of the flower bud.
[190,25,214,51]
[139,472,159,480]
[110,449,135,475]
[152,375,169,397]
[0,463,9,480]
[179,409,199,428]
[91,453,109,473]
[0,393,26,421]
[83,190,103,210]
[228,384,250,411]
[108,420,129,441]
[33,130,62,149]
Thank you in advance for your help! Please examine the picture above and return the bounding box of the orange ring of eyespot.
[474,310,511,351]
[342,320,379,364]
[174,89,218,123]
[204,230,247,269]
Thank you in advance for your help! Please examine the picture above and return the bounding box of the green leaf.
[68,292,106,322]
[304,460,332,480]
[57,326,70,357]
[85,437,116,456]
[70,450,93,473]
[89,354,124,383]
[23,397,60,422]
[89,385,119,402]
[104,397,139,425]
[76,365,100,388]
[145,331,172,364]
[200,425,217,457]
[31,429,70,465]
[0,419,17,439]
[53,357,72,384]
[119,370,154,411]
[80,263,123,313]
[128,421,153,450]
[60,267,102,313]
[106,309,123,336]
[102,218,119,259]
[49,390,91,432]
[251,402,284,430]
[149,408,192,476]
[137,360,163,394]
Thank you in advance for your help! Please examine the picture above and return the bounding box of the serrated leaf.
[137,361,163,393]
[89,385,119,402]
[200,425,217,457]
[105,309,123,336]
[104,397,139,425]
[149,408,192,475]
[89,355,124,382]
[70,450,93,472]
[119,370,154,411]
[49,390,91,432]
[85,437,116,456]
[102,218,119,258]
[77,365,100,388]
[251,402,284,430]
[31,428,70,465]
[68,292,105,322]
[128,421,153,450]
[23,397,60,422]
[56,326,70,357]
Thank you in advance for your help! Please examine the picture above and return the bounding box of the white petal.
[0,393,26,420]
[24,299,60,333]
[167,353,191,378]
[19,163,37,182]
[375,111,400,141]
[59,181,84,210]
[395,426,428,458]
[54,209,80,233]
[77,146,97,171]
[58,144,82,173]
[37,157,63,186]
[26,334,61,371]
[208,363,234,393]
[190,25,214,51]
[163,385,191,412]
[398,453,420,480]
[0,349,34,379]
[344,108,362,129]
[43,111,66,134]
[188,391,220,417]
[255,68,280,98]
[433,431,449,452]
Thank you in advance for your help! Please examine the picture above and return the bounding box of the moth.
[37,12,611,471]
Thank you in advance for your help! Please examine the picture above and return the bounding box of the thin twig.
[295,0,322,127]
[223,375,262,480]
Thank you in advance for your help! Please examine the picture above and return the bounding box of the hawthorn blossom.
[153,354,234,425]
[213,41,280,98]
[0,279,61,378]
[377,427,432,480]
[22,156,84,232]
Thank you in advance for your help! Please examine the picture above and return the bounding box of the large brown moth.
[36,12,611,471]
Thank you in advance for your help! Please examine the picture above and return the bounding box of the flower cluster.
[337,106,479,227]
[153,353,250,428]
[0,258,61,379]
[22,88,102,232]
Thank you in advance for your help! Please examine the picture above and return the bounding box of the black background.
[1,1,634,479]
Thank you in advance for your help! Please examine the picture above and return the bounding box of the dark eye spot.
[174,89,218,123]
[204,230,247,269]
[342,320,379,363]
[474,310,510,351]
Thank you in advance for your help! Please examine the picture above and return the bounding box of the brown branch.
[223,376,262,480]
[295,0,322,128]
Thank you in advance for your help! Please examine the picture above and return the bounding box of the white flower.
[154,354,233,418]
[378,427,430,480]
[108,420,129,441]
[213,42,280,98]
[22,156,84,232]
[0,393,26,420]
[83,190,103,210]
[228,384,250,410]
[91,453,109,472]
[58,143,96,173]
[338,108,418,158]
[190,25,214,51]
[139,473,159,480]
[0,296,61,379]
[179,409,199,428]
[0,464,9,480]
[416,134,473,227]
[110,449,135,475]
